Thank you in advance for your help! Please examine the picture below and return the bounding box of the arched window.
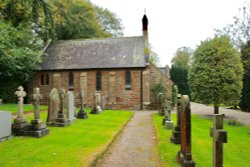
[40,73,50,85]
[69,72,74,91]
[125,71,131,90]
[96,71,102,91]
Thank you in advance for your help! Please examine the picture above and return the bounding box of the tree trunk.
[214,106,219,114]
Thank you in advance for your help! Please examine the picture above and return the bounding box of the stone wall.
[28,69,144,110]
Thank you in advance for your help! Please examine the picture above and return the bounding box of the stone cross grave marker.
[177,95,195,167]
[47,88,60,124]
[32,87,42,120]
[66,91,76,122]
[12,86,29,135]
[170,94,182,144]
[77,90,88,119]
[91,92,102,114]
[210,114,228,167]
[54,88,70,127]
[0,111,12,142]
[23,87,49,138]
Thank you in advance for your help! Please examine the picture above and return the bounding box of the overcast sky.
[90,0,246,66]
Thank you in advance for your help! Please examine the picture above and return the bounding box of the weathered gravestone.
[66,91,76,122]
[12,86,29,135]
[210,114,228,167]
[163,99,174,130]
[47,88,60,125]
[170,94,182,144]
[177,95,195,167]
[90,92,102,114]
[157,93,164,116]
[0,111,13,142]
[23,87,49,138]
[53,88,70,127]
[77,90,88,119]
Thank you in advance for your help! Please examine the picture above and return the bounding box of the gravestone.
[170,94,182,144]
[53,88,70,127]
[162,99,174,130]
[77,90,88,119]
[23,87,49,138]
[12,86,29,135]
[0,111,12,142]
[210,114,228,167]
[66,91,76,122]
[157,93,164,116]
[90,92,102,114]
[47,88,60,125]
[0,99,2,105]
[177,95,195,167]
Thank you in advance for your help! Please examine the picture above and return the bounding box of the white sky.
[90,0,247,66]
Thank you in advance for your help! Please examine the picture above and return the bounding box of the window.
[69,72,74,91]
[96,71,102,91]
[125,71,131,90]
[40,73,50,85]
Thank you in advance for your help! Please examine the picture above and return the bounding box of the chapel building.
[28,14,172,110]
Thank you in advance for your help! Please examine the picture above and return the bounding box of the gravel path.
[95,111,159,167]
[190,102,250,126]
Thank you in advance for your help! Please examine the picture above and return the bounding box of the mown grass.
[0,109,134,167]
[0,103,47,114]
[153,114,250,167]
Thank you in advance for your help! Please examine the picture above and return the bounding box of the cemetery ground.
[0,103,250,167]
[0,109,133,167]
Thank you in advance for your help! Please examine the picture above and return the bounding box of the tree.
[0,22,44,102]
[240,42,250,112]
[95,6,124,37]
[170,47,192,96]
[189,36,243,114]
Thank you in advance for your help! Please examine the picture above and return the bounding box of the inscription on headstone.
[177,95,195,167]
[210,114,228,167]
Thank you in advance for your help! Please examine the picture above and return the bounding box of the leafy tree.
[189,36,243,114]
[240,42,250,112]
[0,22,44,102]
[95,6,124,37]
[0,0,54,41]
[170,47,192,96]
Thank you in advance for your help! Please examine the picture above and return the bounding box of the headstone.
[90,92,102,114]
[163,99,174,130]
[0,99,3,105]
[23,88,49,138]
[12,86,29,135]
[157,93,164,116]
[0,111,12,142]
[47,88,60,125]
[210,114,228,167]
[77,90,88,119]
[53,88,70,127]
[66,91,76,122]
[170,94,182,144]
[177,95,195,167]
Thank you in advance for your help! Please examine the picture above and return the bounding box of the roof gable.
[40,36,146,70]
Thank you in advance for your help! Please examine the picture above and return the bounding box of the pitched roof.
[40,36,146,70]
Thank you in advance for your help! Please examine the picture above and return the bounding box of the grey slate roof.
[158,67,166,75]
[41,36,146,70]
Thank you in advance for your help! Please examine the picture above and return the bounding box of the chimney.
[142,14,149,65]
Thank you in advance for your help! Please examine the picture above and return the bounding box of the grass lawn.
[0,103,47,114]
[0,109,134,167]
[153,114,250,167]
